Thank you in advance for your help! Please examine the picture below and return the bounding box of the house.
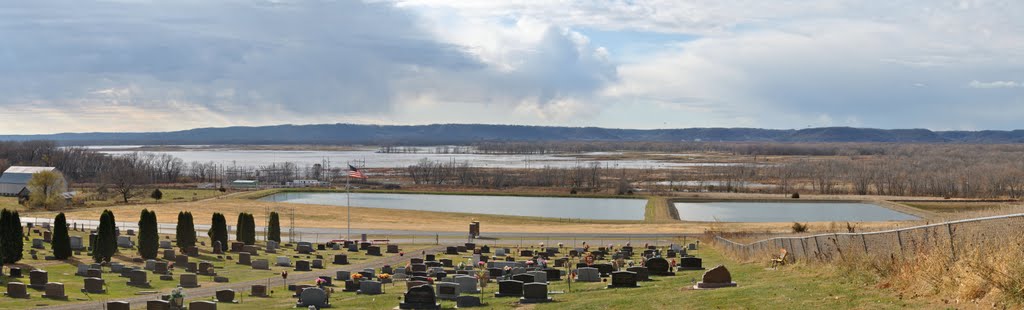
[231,179,259,189]
[0,166,64,197]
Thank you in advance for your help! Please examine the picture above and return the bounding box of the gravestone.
[117,236,133,248]
[10,267,22,278]
[128,270,150,287]
[250,285,268,297]
[694,265,737,289]
[230,242,244,252]
[297,244,314,254]
[160,240,172,249]
[457,295,483,308]
[511,274,534,284]
[336,271,351,281]
[295,260,311,271]
[87,268,102,278]
[440,259,453,268]
[163,249,176,260]
[5,282,29,298]
[411,264,427,273]
[481,245,490,253]
[43,282,66,300]
[576,267,600,282]
[446,246,458,255]
[400,284,440,310]
[435,282,460,300]
[145,259,157,271]
[276,256,291,267]
[357,280,383,295]
[120,267,137,278]
[312,259,324,269]
[387,244,399,253]
[646,257,675,276]
[110,263,124,273]
[608,271,639,288]
[188,301,217,310]
[343,280,359,292]
[494,280,523,297]
[494,248,506,257]
[243,245,259,255]
[488,268,503,278]
[176,254,189,267]
[181,273,200,288]
[186,246,199,257]
[348,244,358,252]
[627,266,650,281]
[32,238,44,249]
[594,263,614,277]
[82,277,106,293]
[381,265,393,275]
[70,236,84,250]
[154,261,169,275]
[75,264,89,276]
[689,243,698,251]
[520,250,533,257]
[318,276,332,286]
[106,301,130,310]
[266,241,278,253]
[406,280,428,289]
[544,268,561,281]
[252,259,270,270]
[510,267,525,275]
[43,231,52,242]
[199,261,216,276]
[333,254,348,265]
[519,283,552,303]
[331,243,340,250]
[147,300,170,310]
[679,257,705,271]
[29,269,48,289]
[215,289,237,303]
[214,276,229,283]
[527,271,547,283]
[455,276,479,294]
[237,252,251,265]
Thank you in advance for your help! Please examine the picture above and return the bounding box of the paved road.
[40,245,448,310]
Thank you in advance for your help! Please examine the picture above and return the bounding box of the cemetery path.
[38,245,447,310]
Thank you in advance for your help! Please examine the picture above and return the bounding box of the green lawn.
[77,188,225,207]
[210,243,926,310]
[0,230,430,309]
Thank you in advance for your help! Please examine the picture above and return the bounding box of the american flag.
[348,164,367,179]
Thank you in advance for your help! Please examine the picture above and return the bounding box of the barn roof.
[0,166,57,185]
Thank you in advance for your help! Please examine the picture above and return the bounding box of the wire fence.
[715,213,1024,263]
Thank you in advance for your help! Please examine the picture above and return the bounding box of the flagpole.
[346,168,351,241]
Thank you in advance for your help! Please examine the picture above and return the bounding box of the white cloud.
[969,80,1024,89]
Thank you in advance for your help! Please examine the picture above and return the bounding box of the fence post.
[946,223,956,260]
[801,238,809,260]
[896,230,905,258]
[861,234,868,255]
[833,234,844,261]
[813,235,823,261]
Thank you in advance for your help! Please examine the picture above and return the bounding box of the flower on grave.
[351,273,364,283]
[171,286,185,299]
[399,251,405,256]
[477,261,486,268]
[503,266,512,271]
[426,277,434,284]
[670,259,677,267]
[526,260,534,266]
[458,262,466,269]
[315,278,327,286]
[377,273,391,280]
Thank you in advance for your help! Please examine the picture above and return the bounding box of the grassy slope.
[212,243,923,310]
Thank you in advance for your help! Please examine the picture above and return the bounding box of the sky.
[1,0,1022,134]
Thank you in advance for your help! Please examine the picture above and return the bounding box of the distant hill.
[3,124,1024,145]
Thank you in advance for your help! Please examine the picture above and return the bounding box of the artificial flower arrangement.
[377,273,391,280]
[315,277,328,286]
[351,273,364,283]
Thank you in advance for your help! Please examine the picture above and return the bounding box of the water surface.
[262,192,647,220]
[674,201,917,222]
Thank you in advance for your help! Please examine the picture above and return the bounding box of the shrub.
[150,188,163,201]
[52,213,72,259]
[92,210,117,263]
[176,211,197,251]
[268,212,281,243]
[792,222,809,233]
[138,209,159,259]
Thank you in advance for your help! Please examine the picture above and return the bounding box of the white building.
[0,166,64,196]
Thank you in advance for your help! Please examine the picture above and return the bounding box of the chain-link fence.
[715,213,1024,263]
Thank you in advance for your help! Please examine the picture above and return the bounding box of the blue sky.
[0,0,1022,134]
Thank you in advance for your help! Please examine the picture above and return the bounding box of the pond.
[261,192,648,220]
[673,201,918,222]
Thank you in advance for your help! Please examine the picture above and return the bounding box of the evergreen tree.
[138,209,159,259]
[236,212,247,243]
[52,213,72,259]
[1,209,26,264]
[208,213,228,251]
[150,188,163,201]
[268,211,281,243]
[175,211,197,251]
[92,210,117,263]
[244,213,256,245]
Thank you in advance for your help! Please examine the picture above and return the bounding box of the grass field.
[0,229,431,309]
[75,188,225,207]
[203,242,924,310]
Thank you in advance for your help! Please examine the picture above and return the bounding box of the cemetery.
[0,205,936,309]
